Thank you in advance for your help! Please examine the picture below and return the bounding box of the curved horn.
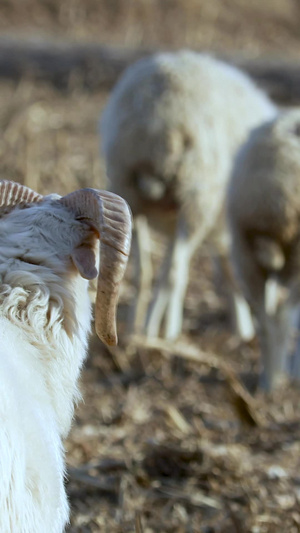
[60,188,132,346]
[0,180,43,210]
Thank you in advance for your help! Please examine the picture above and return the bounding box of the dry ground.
[1,1,300,532]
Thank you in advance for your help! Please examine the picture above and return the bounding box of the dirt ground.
[1,1,300,532]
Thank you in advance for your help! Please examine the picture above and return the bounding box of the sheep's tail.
[264,276,289,316]
[252,235,285,272]
[252,235,287,316]
[134,170,167,201]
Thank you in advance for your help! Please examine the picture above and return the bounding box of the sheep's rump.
[101,51,277,233]
[228,110,300,245]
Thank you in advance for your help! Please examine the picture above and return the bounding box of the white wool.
[0,197,94,532]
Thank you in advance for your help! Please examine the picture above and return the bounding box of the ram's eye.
[294,124,300,137]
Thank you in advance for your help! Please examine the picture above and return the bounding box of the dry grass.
[1,0,300,58]
[0,79,108,195]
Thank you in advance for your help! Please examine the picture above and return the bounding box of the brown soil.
[1,2,300,532]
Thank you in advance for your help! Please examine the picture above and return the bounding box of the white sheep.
[227,109,300,391]
[100,50,277,340]
[0,180,132,532]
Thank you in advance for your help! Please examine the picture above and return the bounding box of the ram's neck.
[0,266,92,437]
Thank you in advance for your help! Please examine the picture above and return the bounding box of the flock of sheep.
[101,49,300,393]
[1,49,300,531]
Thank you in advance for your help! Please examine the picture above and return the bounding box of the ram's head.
[0,180,132,346]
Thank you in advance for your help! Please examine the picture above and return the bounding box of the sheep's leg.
[128,215,153,334]
[144,239,176,338]
[231,230,288,391]
[258,304,291,391]
[232,292,255,341]
[288,303,300,380]
[145,216,201,339]
[249,287,288,391]
[261,279,291,388]
[135,216,153,331]
[163,223,200,340]
[163,251,190,339]
[282,245,300,381]
[213,253,255,341]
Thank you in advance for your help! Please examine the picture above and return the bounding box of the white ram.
[0,180,132,532]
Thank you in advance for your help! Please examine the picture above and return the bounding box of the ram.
[0,180,132,532]
[100,50,277,340]
[228,109,300,391]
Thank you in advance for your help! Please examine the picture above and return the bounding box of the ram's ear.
[71,243,98,280]
[60,188,132,346]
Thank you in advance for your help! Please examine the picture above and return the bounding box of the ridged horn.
[0,180,43,210]
[60,188,132,346]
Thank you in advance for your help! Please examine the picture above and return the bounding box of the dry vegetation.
[1,0,300,58]
[1,1,300,532]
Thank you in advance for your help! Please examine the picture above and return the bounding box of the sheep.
[227,109,300,391]
[100,50,278,341]
[0,180,132,532]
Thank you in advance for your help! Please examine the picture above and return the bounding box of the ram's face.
[33,199,99,277]
[0,181,132,346]
[0,198,97,282]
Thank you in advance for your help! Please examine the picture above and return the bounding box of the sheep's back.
[228,111,300,245]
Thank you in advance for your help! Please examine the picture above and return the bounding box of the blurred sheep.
[228,109,300,391]
[100,50,277,340]
[0,181,131,532]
